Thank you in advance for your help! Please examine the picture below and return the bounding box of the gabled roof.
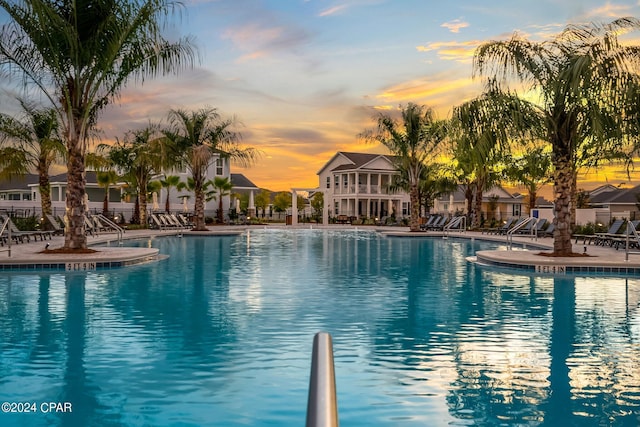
[317,151,397,174]
[596,184,640,205]
[436,185,520,203]
[230,173,259,189]
[588,185,623,204]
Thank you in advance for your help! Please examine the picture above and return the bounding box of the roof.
[595,184,640,205]
[230,173,259,189]
[0,174,40,191]
[436,185,519,203]
[317,151,398,175]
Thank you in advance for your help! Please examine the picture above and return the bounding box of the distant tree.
[0,101,64,216]
[96,171,119,216]
[503,147,553,212]
[273,192,291,213]
[310,192,324,222]
[211,177,233,223]
[255,189,271,218]
[162,108,259,230]
[160,175,182,213]
[360,103,445,231]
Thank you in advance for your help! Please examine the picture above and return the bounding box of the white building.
[317,152,410,222]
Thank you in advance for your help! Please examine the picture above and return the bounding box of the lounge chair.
[592,219,626,246]
[43,213,64,236]
[0,215,51,243]
[611,220,640,250]
[541,223,555,237]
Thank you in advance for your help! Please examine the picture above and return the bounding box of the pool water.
[1,229,639,426]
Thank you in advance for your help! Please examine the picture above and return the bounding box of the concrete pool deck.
[1,225,640,274]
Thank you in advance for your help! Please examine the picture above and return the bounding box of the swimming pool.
[1,229,639,426]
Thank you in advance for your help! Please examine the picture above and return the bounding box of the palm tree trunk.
[193,187,206,230]
[139,180,148,227]
[473,177,485,228]
[38,157,52,216]
[39,181,52,216]
[552,150,574,255]
[409,183,420,231]
[63,142,87,250]
[218,197,224,223]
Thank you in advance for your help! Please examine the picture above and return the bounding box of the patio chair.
[611,220,640,250]
[43,213,64,236]
[541,223,555,237]
[592,219,626,246]
[0,215,49,243]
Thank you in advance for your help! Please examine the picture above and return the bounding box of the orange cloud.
[441,19,470,33]
[416,40,481,62]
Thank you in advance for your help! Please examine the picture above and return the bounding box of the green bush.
[13,216,40,231]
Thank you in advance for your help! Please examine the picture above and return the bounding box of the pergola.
[291,188,325,226]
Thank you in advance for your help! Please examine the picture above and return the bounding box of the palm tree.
[162,108,259,231]
[503,147,553,213]
[96,171,119,216]
[160,175,182,213]
[450,84,536,228]
[474,18,640,255]
[0,100,65,216]
[211,176,233,223]
[0,0,196,249]
[360,103,445,231]
[106,125,165,226]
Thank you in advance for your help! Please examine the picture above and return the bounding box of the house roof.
[230,173,259,189]
[317,151,398,174]
[0,174,39,191]
[436,185,520,203]
[595,184,640,205]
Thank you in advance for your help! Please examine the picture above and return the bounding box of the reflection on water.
[0,230,639,426]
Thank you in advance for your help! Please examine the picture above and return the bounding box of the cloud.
[319,4,348,17]
[222,22,312,61]
[583,2,634,19]
[441,19,469,33]
[416,40,481,62]
[375,73,481,116]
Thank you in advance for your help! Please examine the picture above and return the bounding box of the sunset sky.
[3,0,640,192]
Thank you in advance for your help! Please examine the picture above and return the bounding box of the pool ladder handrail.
[506,217,538,249]
[306,332,339,427]
[95,214,124,245]
[624,221,640,261]
[443,216,466,238]
[0,217,11,257]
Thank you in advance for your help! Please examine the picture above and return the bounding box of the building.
[0,155,259,222]
[317,152,411,222]
[433,185,525,221]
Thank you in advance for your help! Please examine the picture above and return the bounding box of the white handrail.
[0,217,11,257]
[506,217,536,250]
[625,221,640,261]
[96,214,124,244]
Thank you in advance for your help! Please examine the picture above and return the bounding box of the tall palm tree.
[162,108,259,231]
[0,100,65,216]
[474,18,640,255]
[96,171,119,216]
[360,103,445,231]
[0,0,196,249]
[160,175,181,213]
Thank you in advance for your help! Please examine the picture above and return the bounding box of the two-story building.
[317,152,410,222]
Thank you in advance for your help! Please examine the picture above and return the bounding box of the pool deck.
[1,225,640,274]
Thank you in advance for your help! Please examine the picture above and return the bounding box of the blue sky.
[3,0,640,191]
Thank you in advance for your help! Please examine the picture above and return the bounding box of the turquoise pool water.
[1,229,640,426]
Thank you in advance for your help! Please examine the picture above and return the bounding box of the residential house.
[433,185,525,222]
[317,152,410,221]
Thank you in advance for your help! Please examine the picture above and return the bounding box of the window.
[343,175,348,188]
[334,175,339,188]
[334,202,339,215]
[326,176,330,189]
[216,158,223,176]
[513,204,522,216]
[402,202,409,216]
